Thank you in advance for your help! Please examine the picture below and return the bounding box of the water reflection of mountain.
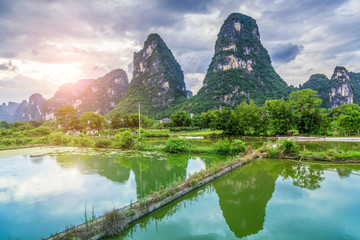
[213,160,279,238]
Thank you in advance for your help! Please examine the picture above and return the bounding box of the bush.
[29,126,52,137]
[33,137,49,144]
[280,139,298,154]
[215,139,231,154]
[215,139,246,155]
[49,132,63,145]
[49,132,71,145]
[0,138,16,145]
[95,139,112,148]
[164,138,191,153]
[78,138,93,147]
[169,126,200,132]
[114,130,136,149]
[267,148,280,158]
[230,140,246,155]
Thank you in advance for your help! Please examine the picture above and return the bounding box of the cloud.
[0,74,57,103]
[0,60,18,72]
[270,43,304,64]
[0,0,360,102]
[185,73,205,95]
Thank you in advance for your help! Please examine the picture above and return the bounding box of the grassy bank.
[258,139,360,163]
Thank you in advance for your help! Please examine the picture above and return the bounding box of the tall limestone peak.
[194,13,289,111]
[27,93,46,122]
[108,33,187,118]
[330,66,353,108]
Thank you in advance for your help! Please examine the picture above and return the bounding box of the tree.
[170,111,191,127]
[329,103,360,118]
[289,89,323,134]
[111,113,123,129]
[265,98,294,135]
[191,114,205,128]
[80,112,104,130]
[29,120,43,128]
[337,109,360,135]
[232,101,268,136]
[11,121,32,130]
[55,105,80,130]
[0,120,10,129]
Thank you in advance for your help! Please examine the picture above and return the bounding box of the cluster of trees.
[55,105,105,131]
[0,119,54,130]
[110,113,153,129]
[167,89,360,136]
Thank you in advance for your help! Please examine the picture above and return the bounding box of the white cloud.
[0,0,360,102]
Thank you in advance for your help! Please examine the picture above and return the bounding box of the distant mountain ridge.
[300,66,358,108]
[0,69,129,122]
[2,12,360,123]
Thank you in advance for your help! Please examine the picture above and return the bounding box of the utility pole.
[138,102,141,148]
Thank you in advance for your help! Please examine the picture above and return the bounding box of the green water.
[0,147,227,239]
[107,159,360,240]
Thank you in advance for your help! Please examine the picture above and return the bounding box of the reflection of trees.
[131,153,187,198]
[56,154,130,183]
[213,160,278,238]
[281,162,325,190]
[336,168,352,178]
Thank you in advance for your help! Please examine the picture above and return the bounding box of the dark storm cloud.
[0,60,18,72]
[156,0,211,13]
[271,43,304,64]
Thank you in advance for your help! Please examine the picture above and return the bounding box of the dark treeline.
[2,89,360,137]
[166,89,360,136]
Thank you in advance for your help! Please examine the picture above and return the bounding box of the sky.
[0,0,360,104]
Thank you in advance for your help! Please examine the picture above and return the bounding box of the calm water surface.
[0,147,227,239]
[107,159,360,240]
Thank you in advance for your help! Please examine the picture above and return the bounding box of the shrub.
[215,139,231,154]
[103,210,127,236]
[230,140,246,155]
[33,137,49,144]
[49,132,71,145]
[215,139,246,155]
[11,131,24,138]
[169,126,200,132]
[49,132,63,145]
[164,138,191,153]
[267,148,280,158]
[61,135,72,145]
[0,138,16,145]
[30,126,52,137]
[78,138,93,147]
[114,130,136,149]
[95,139,112,148]
[280,139,298,154]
